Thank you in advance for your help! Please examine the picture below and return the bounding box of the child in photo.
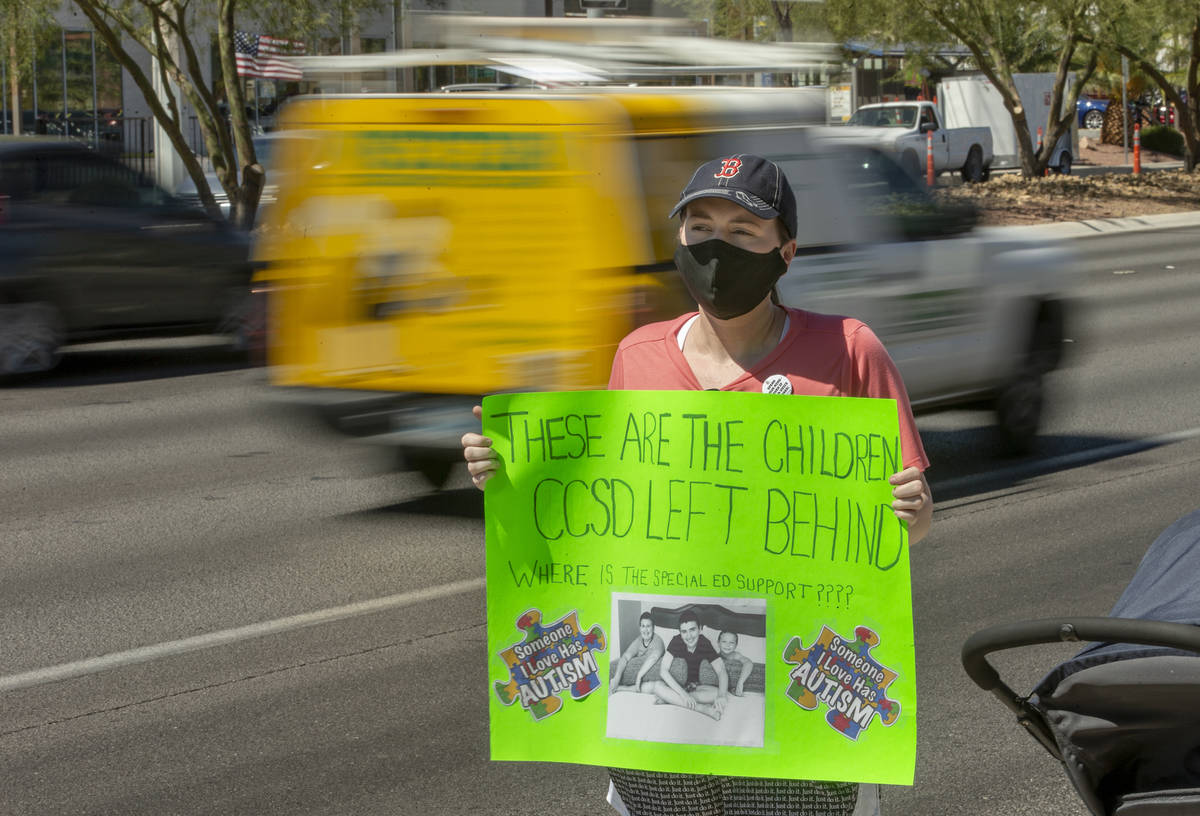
[717,631,751,697]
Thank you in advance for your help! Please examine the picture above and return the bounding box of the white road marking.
[8,428,1200,694]
[0,577,485,693]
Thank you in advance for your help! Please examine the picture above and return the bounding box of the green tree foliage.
[0,0,57,134]
[823,0,1100,177]
[665,0,831,44]
[1087,0,1200,171]
[659,0,836,87]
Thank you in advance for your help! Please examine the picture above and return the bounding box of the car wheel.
[960,146,984,183]
[216,286,266,361]
[1053,152,1073,175]
[994,303,1063,454]
[0,301,64,377]
[995,372,1043,456]
[1083,109,1104,129]
[901,151,921,182]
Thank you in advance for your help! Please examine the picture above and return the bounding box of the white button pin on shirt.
[762,374,792,395]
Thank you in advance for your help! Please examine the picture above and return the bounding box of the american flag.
[234,31,305,80]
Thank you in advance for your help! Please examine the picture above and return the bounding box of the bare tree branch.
[74,1,223,218]
[217,0,262,229]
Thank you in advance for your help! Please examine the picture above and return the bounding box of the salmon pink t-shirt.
[607,307,929,471]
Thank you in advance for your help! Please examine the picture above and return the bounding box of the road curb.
[983,209,1200,274]
[998,209,1200,239]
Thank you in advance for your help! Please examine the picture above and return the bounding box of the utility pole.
[1122,55,1129,163]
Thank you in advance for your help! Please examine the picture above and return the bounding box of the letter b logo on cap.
[714,157,742,178]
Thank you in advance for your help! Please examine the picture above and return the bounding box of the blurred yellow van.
[254,87,827,486]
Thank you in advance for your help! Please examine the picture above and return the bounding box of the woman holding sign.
[463,154,931,816]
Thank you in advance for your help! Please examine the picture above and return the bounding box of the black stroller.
[962,508,1200,816]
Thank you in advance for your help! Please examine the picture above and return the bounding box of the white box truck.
[939,73,1078,174]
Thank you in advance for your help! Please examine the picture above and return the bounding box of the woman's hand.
[461,405,499,491]
[889,466,932,544]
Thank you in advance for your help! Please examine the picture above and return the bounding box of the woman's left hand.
[889,466,932,544]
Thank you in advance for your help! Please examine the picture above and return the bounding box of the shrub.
[1139,124,1184,156]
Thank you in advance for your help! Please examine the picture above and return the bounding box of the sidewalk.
[1073,135,1185,174]
[1074,160,1185,176]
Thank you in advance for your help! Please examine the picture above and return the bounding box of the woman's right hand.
[462,405,499,491]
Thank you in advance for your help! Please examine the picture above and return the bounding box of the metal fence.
[2,114,160,180]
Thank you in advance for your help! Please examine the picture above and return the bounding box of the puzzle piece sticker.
[494,608,608,721]
[781,624,900,741]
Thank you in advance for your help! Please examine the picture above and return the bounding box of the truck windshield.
[846,106,918,128]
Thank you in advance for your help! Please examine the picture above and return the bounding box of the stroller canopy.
[1039,507,1200,687]
[1032,508,1200,816]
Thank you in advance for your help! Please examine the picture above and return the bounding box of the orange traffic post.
[926,129,935,187]
[1133,123,1141,174]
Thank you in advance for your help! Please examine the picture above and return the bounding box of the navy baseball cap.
[669,154,797,239]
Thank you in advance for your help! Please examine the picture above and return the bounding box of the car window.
[847,106,917,128]
[254,134,318,176]
[839,149,922,199]
[252,136,273,166]
[0,157,36,199]
[32,153,172,209]
[836,148,977,240]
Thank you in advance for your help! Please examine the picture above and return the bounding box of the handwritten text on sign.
[483,390,916,785]
[491,407,905,566]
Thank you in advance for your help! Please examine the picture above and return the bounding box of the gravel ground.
[933,142,1199,225]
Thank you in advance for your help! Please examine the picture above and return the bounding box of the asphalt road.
[3,250,1200,815]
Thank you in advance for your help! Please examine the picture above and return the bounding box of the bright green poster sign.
[483,390,916,785]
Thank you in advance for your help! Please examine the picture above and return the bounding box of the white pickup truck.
[830,101,994,183]
[776,143,1070,453]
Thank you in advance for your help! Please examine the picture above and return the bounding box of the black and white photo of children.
[606,593,767,748]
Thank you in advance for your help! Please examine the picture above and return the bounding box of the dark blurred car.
[0,138,255,376]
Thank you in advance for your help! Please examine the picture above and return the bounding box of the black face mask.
[673,239,788,320]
